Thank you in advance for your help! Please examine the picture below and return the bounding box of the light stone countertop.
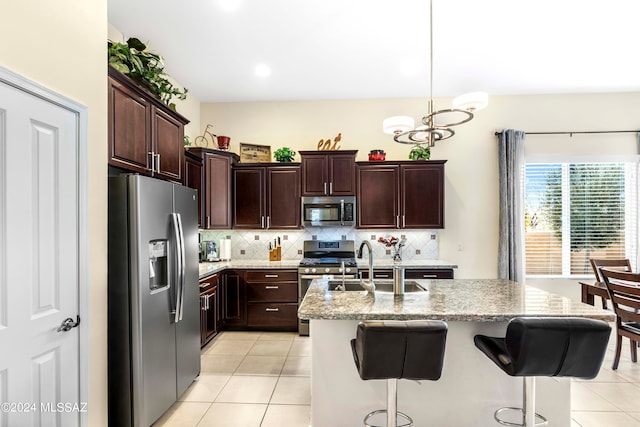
[297,278,615,322]
[199,259,457,278]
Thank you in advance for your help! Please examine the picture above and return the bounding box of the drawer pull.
[264,274,279,278]
[265,308,279,312]
[423,274,437,278]
[265,285,279,289]
[376,274,390,278]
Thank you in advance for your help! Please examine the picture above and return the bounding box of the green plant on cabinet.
[274,147,297,162]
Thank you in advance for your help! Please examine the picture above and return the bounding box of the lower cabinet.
[222,270,247,329]
[246,270,298,331]
[199,273,222,347]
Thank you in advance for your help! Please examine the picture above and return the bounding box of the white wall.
[1,0,108,424]
[201,92,640,280]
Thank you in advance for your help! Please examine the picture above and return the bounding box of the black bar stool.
[350,320,447,427]
[474,317,610,427]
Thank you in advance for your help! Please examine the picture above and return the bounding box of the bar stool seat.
[474,317,610,427]
[351,320,447,427]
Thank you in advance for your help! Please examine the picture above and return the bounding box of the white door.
[0,78,82,426]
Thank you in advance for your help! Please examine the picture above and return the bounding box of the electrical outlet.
[312,235,317,240]
[385,250,391,255]
[457,243,464,251]
[298,249,303,255]
[430,234,436,240]
[283,235,288,241]
[371,235,376,240]
[342,235,347,240]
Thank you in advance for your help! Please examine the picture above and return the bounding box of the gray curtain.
[498,129,526,282]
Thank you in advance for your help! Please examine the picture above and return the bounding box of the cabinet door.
[153,108,184,181]
[233,168,265,229]
[223,271,247,327]
[401,163,444,228]
[184,152,203,227]
[108,78,152,173]
[205,153,233,229]
[328,153,356,195]
[267,166,301,229]
[301,154,327,196]
[357,165,399,228]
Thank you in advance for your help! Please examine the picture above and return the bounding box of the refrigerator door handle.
[171,213,184,323]
[176,212,186,322]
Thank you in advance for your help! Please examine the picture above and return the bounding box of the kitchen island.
[298,278,614,427]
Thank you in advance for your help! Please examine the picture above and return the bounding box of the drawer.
[199,273,219,292]
[405,269,454,279]
[247,282,297,303]
[247,303,298,328]
[359,269,393,279]
[245,270,298,282]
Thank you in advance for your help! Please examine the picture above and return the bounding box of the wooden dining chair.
[600,268,640,370]
[590,258,632,309]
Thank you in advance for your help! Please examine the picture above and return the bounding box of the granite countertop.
[358,259,458,269]
[199,259,457,278]
[298,278,615,322]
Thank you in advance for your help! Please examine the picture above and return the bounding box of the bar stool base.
[494,407,548,427]
[364,409,413,427]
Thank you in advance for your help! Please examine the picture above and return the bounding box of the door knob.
[57,316,80,332]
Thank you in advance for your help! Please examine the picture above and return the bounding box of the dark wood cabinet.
[185,148,238,229]
[300,150,357,196]
[199,273,221,347]
[108,66,189,182]
[184,150,203,227]
[222,270,247,328]
[356,160,446,229]
[245,270,298,330]
[356,164,399,228]
[233,164,301,229]
[405,269,454,279]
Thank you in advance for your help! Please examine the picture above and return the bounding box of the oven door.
[297,272,357,336]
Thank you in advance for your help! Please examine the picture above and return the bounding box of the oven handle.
[299,275,357,280]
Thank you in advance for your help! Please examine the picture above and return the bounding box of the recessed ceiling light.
[255,64,271,78]
[218,0,241,12]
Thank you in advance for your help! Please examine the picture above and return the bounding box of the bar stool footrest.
[494,407,548,427]
[364,409,413,427]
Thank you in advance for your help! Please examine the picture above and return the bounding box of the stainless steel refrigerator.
[108,174,201,427]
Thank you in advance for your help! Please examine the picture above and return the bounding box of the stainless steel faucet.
[357,240,375,294]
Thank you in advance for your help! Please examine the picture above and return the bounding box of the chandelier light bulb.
[383,116,415,135]
[452,92,489,112]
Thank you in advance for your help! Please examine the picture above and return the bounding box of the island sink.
[327,279,427,293]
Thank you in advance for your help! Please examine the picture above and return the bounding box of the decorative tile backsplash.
[200,227,438,261]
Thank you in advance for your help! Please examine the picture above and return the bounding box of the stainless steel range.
[298,240,357,335]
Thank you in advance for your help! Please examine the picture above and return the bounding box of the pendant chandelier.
[382,0,488,147]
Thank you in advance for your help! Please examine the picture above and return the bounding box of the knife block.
[269,247,281,261]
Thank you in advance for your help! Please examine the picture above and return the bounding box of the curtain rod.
[494,130,639,136]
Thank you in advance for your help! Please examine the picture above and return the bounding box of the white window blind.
[524,162,638,277]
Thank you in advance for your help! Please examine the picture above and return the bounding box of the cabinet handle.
[324,182,327,195]
[266,216,270,229]
[396,215,400,228]
[264,274,279,278]
[423,274,437,278]
[156,153,161,172]
[265,308,279,312]
[207,216,211,228]
[148,151,155,172]
[201,296,206,310]
[376,274,390,278]
[329,182,333,194]
[265,285,279,289]
[261,216,265,228]
[402,215,406,228]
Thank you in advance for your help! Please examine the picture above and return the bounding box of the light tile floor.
[154,328,640,427]
[154,331,311,427]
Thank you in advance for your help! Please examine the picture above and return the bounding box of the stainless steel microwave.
[301,196,356,227]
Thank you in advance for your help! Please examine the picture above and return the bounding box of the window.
[524,162,637,277]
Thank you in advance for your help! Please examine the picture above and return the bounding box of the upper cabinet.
[356,160,446,229]
[300,150,357,196]
[233,164,301,229]
[108,66,189,182]
[185,148,239,229]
